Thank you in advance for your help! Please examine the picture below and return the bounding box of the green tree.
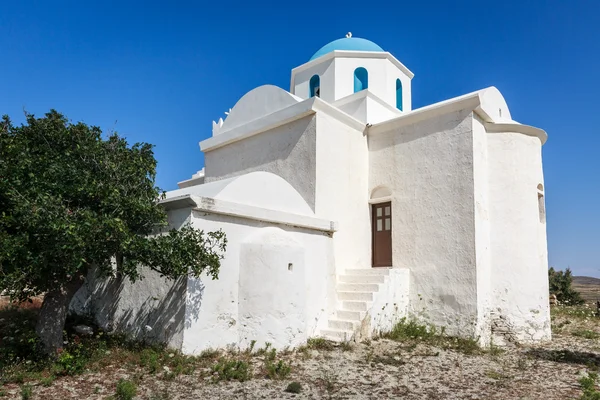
[0,111,226,355]
[548,267,584,305]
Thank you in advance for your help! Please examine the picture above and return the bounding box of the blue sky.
[1,1,598,276]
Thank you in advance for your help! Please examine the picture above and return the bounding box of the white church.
[73,35,552,353]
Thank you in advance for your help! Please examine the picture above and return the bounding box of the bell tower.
[290,34,414,118]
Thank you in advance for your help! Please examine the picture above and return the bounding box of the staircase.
[320,268,392,342]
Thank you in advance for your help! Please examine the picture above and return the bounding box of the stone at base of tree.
[74,325,94,336]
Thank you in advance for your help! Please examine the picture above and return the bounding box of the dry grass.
[2,298,600,399]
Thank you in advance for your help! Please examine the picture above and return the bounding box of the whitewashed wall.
[314,113,371,274]
[70,207,193,349]
[204,116,317,209]
[368,109,480,337]
[292,55,412,112]
[182,213,335,354]
[472,116,493,344]
[293,59,336,103]
[487,129,551,343]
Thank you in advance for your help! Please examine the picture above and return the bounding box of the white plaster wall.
[182,212,335,354]
[366,96,404,124]
[314,113,371,273]
[70,208,193,349]
[335,58,410,111]
[334,95,367,123]
[293,58,336,103]
[472,116,492,344]
[204,116,317,210]
[487,131,551,343]
[332,92,401,124]
[385,61,412,112]
[368,109,480,337]
[367,268,411,335]
[238,227,306,349]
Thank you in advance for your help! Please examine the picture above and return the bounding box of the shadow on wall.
[71,267,195,349]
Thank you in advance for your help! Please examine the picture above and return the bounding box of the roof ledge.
[200,97,365,152]
[484,122,548,145]
[368,87,547,144]
[160,194,338,233]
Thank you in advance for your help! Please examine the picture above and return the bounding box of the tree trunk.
[35,273,85,356]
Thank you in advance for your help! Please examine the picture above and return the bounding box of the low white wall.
[70,208,192,349]
[487,131,551,343]
[182,211,335,354]
[238,228,306,349]
[369,109,480,337]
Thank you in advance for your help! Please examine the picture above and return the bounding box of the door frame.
[370,200,393,268]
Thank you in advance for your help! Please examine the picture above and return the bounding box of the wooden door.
[372,202,392,267]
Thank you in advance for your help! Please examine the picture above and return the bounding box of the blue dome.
[309,37,384,61]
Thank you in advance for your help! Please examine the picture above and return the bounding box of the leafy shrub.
[549,267,585,305]
[284,381,302,393]
[306,338,334,351]
[212,359,251,382]
[139,348,161,373]
[385,318,436,341]
[265,359,291,380]
[579,372,600,400]
[40,376,55,387]
[20,384,32,400]
[55,346,87,375]
[115,379,137,400]
[0,307,43,370]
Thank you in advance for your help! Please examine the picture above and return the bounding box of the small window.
[309,75,320,98]
[537,184,546,223]
[396,79,403,111]
[354,67,368,92]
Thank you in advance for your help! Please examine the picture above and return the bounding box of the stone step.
[337,283,380,292]
[339,274,386,284]
[320,329,353,342]
[337,310,364,321]
[345,268,391,276]
[338,291,374,301]
[328,319,356,330]
[342,301,369,311]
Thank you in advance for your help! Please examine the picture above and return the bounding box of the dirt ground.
[2,300,600,399]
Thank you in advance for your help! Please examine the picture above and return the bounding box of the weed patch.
[211,358,252,382]
[579,372,600,400]
[20,384,32,400]
[115,379,137,400]
[285,381,302,393]
[574,330,600,340]
[383,318,482,355]
[306,338,335,351]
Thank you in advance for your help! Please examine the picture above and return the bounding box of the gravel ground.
[2,306,599,399]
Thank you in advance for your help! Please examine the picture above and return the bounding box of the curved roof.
[164,172,314,216]
[310,37,384,61]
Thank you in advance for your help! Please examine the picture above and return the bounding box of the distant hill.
[573,276,600,304]
[573,276,600,286]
